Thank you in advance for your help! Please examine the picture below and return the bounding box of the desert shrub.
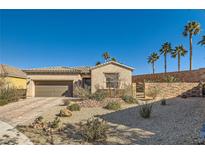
[67,103,81,111]
[104,101,121,110]
[90,90,108,101]
[163,75,180,82]
[62,99,71,106]
[146,86,160,99]
[139,103,152,118]
[80,118,109,142]
[0,87,20,105]
[161,99,166,105]
[73,84,91,99]
[30,116,45,129]
[48,117,61,129]
[0,99,8,106]
[58,109,72,117]
[122,95,138,104]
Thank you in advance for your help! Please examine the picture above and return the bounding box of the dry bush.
[146,86,160,99]
[79,118,109,142]
[73,84,91,99]
[90,90,108,101]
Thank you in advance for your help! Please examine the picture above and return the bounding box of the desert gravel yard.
[1,97,205,144]
[38,97,205,144]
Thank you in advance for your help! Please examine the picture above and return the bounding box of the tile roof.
[0,64,27,79]
[23,66,91,74]
[91,61,134,71]
[23,61,134,74]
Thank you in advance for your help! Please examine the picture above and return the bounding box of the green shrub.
[139,103,152,118]
[161,99,166,105]
[122,95,138,104]
[67,103,81,111]
[48,117,61,129]
[0,99,8,106]
[90,90,108,101]
[104,101,121,110]
[80,118,109,142]
[63,99,71,106]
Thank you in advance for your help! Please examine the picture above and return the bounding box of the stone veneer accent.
[144,82,203,99]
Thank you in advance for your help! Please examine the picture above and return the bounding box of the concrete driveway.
[0,97,64,126]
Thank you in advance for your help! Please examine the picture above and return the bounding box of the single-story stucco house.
[0,64,27,89]
[23,61,134,97]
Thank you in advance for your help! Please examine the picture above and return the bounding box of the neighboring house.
[23,61,134,97]
[0,64,27,89]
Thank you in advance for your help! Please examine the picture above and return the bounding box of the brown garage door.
[35,81,73,97]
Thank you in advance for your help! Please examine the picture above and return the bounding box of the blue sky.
[0,10,205,75]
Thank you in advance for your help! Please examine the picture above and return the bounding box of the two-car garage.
[34,81,73,97]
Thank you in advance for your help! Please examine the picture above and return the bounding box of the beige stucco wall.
[91,64,132,93]
[26,74,82,97]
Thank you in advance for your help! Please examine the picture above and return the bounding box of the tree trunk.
[178,53,180,72]
[189,34,193,71]
[164,54,167,73]
[152,62,155,74]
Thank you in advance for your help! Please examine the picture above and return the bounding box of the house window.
[105,73,119,88]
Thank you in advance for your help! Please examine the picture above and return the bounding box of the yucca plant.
[139,103,152,118]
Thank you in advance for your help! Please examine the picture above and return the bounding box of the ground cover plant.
[104,101,121,110]
[122,95,138,104]
[67,103,81,111]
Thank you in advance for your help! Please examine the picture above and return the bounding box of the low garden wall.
[144,82,203,99]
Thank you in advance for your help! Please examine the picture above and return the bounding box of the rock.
[59,109,72,117]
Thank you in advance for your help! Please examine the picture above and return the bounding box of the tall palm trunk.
[164,54,167,73]
[189,34,193,71]
[178,53,180,72]
[152,62,155,74]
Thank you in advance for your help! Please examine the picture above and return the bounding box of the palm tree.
[183,21,201,70]
[198,35,205,46]
[147,52,159,74]
[159,42,172,73]
[111,57,116,62]
[95,61,101,66]
[102,52,110,62]
[171,45,187,72]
